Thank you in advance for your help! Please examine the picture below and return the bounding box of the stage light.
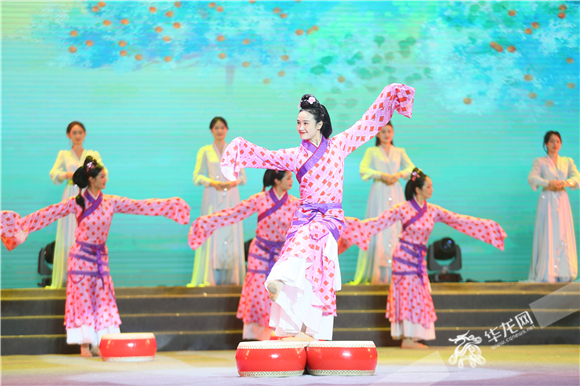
[427,237,462,282]
[37,241,54,287]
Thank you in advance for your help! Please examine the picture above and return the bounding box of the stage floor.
[1,345,578,386]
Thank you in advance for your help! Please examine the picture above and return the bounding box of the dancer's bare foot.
[267,281,283,302]
[90,344,101,357]
[281,332,314,342]
[80,344,93,357]
[401,338,429,349]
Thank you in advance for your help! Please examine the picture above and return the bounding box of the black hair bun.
[299,94,322,110]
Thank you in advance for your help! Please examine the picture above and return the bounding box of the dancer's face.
[275,171,294,192]
[297,111,322,142]
[211,120,228,142]
[416,177,433,200]
[377,124,393,145]
[67,125,86,146]
[546,134,561,154]
[89,170,108,191]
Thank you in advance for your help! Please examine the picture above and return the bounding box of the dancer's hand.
[387,173,400,185]
[380,173,393,185]
[65,172,74,179]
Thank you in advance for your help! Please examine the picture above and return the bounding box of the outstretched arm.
[220,137,299,181]
[432,204,507,251]
[334,84,415,156]
[362,204,404,238]
[1,198,77,251]
[337,217,372,254]
[111,196,190,225]
[188,193,259,250]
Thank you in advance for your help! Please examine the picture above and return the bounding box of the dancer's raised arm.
[334,84,415,156]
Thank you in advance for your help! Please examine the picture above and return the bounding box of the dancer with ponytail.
[351,168,507,348]
[189,170,298,340]
[220,84,415,341]
[1,156,190,357]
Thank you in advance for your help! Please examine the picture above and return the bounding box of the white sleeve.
[527,158,549,191]
[49,151,67,185]
[398,148,415,180]
[193,147,212,187]
[359,148,381,181]
[565,158,580,190]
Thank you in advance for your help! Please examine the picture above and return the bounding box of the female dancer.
[1,156,190,356]
[528,131,579,282]
[48,121,105,289]
[352,121,415,285]
[189,170,298,340]
[189,117,247,287]
[220,84,415,341]
[360,168,506,348]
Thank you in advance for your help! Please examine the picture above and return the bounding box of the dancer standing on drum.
[352,121,415,285]
[1,156,190,357]
[189,170,298,341]
[189,117,247,287]
[220,84,415,341]
[360,168,506,348]
[528,131,579,282]
[48,121,105,289]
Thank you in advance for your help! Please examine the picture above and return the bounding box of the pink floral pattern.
[220,84,415,316]
[1,194,190,332]
[189,190,299,328]
[362,200,507,328]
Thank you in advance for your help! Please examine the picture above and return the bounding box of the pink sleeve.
[188,194,259,250]
[220,137,299,181]
[337,217,370,254]
[361,203,403,238]
[111,196,190,225]
[1,198,77,251]
[432,204,507,251]
[334,84,415,155]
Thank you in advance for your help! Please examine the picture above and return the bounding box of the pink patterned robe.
[1,191,190,345]
[220,84,415,339]
[362,198,506,339]
[189,188,299,340]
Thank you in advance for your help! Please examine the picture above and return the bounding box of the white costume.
[528,155,579,282]
[352,145,414,284]
[48,149,104,289]
[189,143,247,286]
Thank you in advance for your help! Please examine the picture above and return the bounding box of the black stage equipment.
[427,237,462,283]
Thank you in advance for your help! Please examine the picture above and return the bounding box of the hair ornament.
[411,168,423,182]
[86,161,94,173]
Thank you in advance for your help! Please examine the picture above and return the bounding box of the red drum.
[306,341,378,376]
[235,341,308,377]
[99,333,157,362]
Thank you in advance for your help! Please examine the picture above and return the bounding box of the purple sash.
[247,235,285,276]
[297,136,328,184]
[392,238,428,286]
[258,189,288,223]
[76,190,103,225]
[402,197,427,231]
[287,202,344,242]
[68,240,110,289]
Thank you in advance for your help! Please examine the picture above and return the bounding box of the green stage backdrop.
[1,1,578,288]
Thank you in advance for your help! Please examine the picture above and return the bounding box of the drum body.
[235,341,308,377]
[99,333,157,362]
[306,341,378,376]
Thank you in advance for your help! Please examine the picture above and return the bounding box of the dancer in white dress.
[188,117,247,286]
[352,121,414,284]
[528,131,579,282]
[48,121,104,289]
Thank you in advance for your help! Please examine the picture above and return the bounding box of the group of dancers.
[1,83,578,357]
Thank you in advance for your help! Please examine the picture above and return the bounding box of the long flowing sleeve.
[111,196,190,225]
[565,157,580,189]
[1,198,77,251]
[360,148,381,181]
[193,147,212,187]
[337,217,372,254]
[361,203,404,238]
[49,151,67,185]
[398,148,415,180]
[220,138,299,181]
[334,84,415,156]
[432,204,507,251]
[188,193,259,250]
[528,158,549,191]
